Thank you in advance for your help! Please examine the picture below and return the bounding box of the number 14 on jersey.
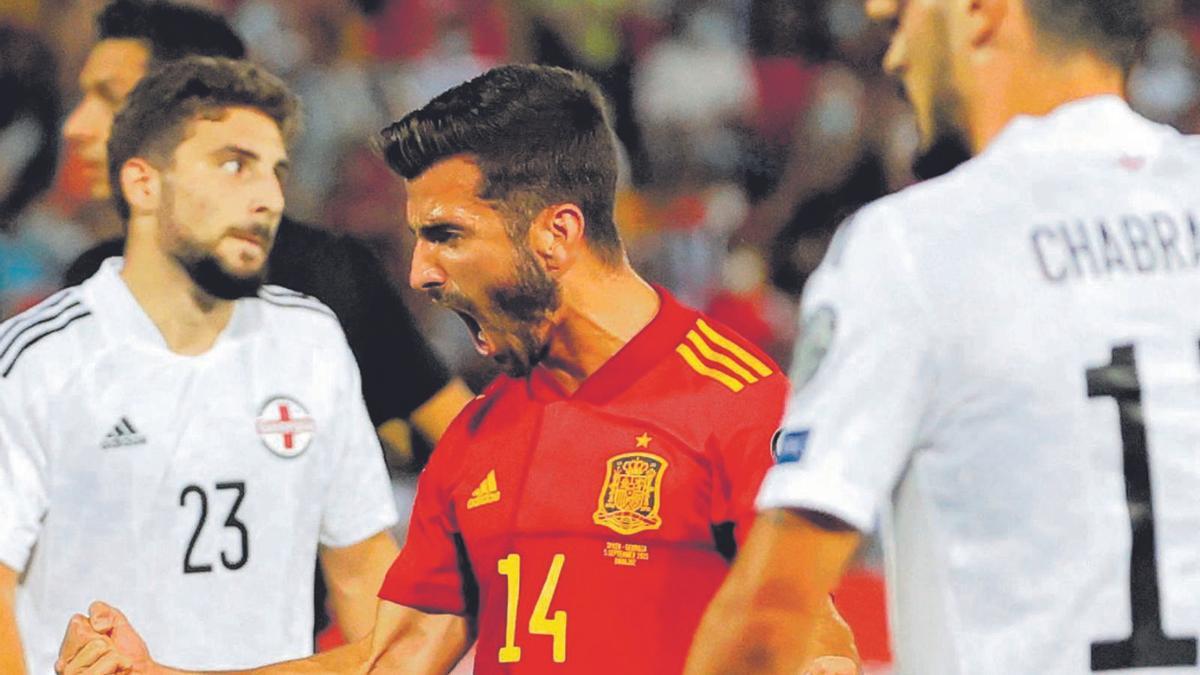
[498,553,568,664]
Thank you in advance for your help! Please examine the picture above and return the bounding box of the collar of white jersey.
[89,256,253,354]
[984,95,1160,156]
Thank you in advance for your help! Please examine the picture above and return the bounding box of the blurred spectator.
[0,23,87,318]
[1129,22,1199,124]
[634,5,755,178]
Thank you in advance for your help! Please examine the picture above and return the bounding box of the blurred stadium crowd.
[3,0,1200,370]
[2,0,1199,669]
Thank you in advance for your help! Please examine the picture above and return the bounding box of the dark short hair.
[0,23,59,224]
[98,0,245,64]
[378,64,624,265]
[108,56,299,220]
[1024,0,1152,70]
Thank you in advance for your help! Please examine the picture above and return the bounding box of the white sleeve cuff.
[320,505,400,549]
[0,534,32,574]
[755,463,878,533]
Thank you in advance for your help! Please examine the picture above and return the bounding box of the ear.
[529,203,586,275]
[965,0,1007,48]
[118,157,161,216]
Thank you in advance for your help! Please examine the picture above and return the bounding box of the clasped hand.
[56,601,152,675]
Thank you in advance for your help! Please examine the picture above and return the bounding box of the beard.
[158,178,271,300]
[488,249,558,377]
[908,75,972,181]
[174,247,269,300]
[432,245,560,378]
[906,11,973,182]
[167,223,271,301]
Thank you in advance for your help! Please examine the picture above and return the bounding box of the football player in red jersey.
[56,64,859,675]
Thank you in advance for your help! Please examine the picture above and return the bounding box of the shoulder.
[815,162,989,287]
[63,238,125,287]
[446,377,521,438]
[861,159,983,230]
[419,378,517,484]
[0,286,96,381]
[248,284,349,348]
[665,311,788,406]
[253,284,340,322]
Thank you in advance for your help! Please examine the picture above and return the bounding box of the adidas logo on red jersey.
[467,470,501,509]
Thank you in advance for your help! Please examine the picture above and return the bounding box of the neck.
[967,49,1125,153]
[538,257,660,393]
[121,224,236,355]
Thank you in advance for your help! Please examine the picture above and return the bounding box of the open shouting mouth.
[454,309,496,358]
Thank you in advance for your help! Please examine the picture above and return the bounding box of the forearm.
[326,583,379,644]
[243,636,372,675]
[322,532,400,642]
[687,576,827,674]
[685,509,861,675]
[1,573,27,675]
[364,608,471,675]
[151,634,373,675]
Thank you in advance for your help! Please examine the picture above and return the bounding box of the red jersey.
[379,288,787,673]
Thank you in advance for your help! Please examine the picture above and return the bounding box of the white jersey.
[757,97,1200,674]
[0,258,398,674]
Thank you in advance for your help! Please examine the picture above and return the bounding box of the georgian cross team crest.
[593,449,669,535]
[255,397,315,458]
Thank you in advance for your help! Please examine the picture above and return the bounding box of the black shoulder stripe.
[260,285,314,301]
[258,286,330,311]
[0,299,84,364]
[1,310,93,378]
[0,289,78,352]
[257,296,336,318]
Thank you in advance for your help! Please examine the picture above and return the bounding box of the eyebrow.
[79,76,124,104]
[411,221,464,236]
[215,145,291,173]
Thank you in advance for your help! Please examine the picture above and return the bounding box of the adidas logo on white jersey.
[101,417,147,449]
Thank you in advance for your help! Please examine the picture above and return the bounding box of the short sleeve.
[756,204,938,532]
[318,338,400,548]
[377,432,469,614]
[711,374,788,547]
[0,380,49,572]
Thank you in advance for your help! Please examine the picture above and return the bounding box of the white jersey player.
[0,262,397,674]
[0,58,398,675]
[685,2,1200,674]
[761,96,1200,673]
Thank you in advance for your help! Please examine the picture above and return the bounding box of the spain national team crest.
[255,397,315,458]
[593,452,668,535]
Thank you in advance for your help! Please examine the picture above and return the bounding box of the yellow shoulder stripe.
[675,344,745,393]
[686,330,758,384]
[695,319,773,376]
